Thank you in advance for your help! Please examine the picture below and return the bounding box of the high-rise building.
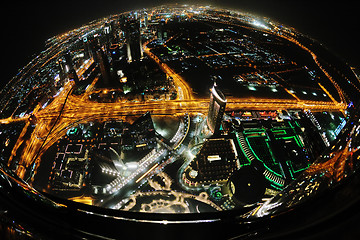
[110,44,120,63]
[68,69,79,84]
[103,21,117,51]
[57,58,67,82]
[109,44,126,79]
[96,48,112,86]
[125,20,143,62]
[207,85,226,134]
[144,12,148,28]
[62,52,79,84]
[157,19,167,43]
[82,36,91,59]
[64,52,73,73]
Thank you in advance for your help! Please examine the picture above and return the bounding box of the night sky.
[2,0,359,87]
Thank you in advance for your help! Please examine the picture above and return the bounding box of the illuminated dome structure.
[1,5,360,239]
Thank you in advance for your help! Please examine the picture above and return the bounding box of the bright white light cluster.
[106,149,166,194]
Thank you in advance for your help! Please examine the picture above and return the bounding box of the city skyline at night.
[0,4,358,214]
[0,3,360,239]
[3,0,359,89]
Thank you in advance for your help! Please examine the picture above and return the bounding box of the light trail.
[136,163,159,183]
[174,114,190,150]
[203,16,349,106]
[1,18,350,182]
[274,31,348,105]
[143,39,194,100]
[7,92,345,181]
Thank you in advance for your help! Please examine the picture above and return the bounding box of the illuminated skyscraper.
[207,85,227,134]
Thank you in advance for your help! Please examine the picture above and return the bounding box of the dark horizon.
[2,1,359,88]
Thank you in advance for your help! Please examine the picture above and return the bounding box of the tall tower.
[157,19,167,43]
[64,52,73,73]
[57,58,67,82]
[125,20,143,62]
[144,12,148,28]
[63,52,79,84]
[207,85,227,134]
[96,48,112,87]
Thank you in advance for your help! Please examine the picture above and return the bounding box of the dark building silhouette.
[96,48,112,87]
[82,37,91,59]
[109,44,121,78]
[207,85,227,134]
[143,12,148,28]
[68,69,79,83]
[103,21,116,52]
[110,44,120,63]
[125,20,143,62]
[157,19,167,42]
[57,59,67,83]
[61,52,79,84]
[64,52,74,73]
